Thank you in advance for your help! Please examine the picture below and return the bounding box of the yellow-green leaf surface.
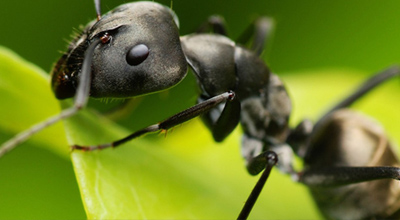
[67,67,400,219]
[1,46,399,219]
[0,46,68,157]
[0,46,85,219]
[68,113,319,219]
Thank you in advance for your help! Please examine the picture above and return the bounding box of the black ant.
[1,1,400,219]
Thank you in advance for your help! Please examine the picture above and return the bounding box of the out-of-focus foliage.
[1,0,400,219]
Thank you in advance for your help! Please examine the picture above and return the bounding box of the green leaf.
[0,46,85,219]
[0,46,69,158]
[1,46,399,219]
[67,112,319,219]
[66,68,400,219]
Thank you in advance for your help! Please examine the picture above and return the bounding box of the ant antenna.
[94,0,101,21]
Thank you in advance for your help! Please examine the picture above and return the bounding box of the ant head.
[51,2,187,99]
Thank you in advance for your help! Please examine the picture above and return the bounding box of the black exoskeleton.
[2,2,400,219]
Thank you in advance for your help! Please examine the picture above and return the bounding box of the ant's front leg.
[0,38,102,158]
[72,91,236,151]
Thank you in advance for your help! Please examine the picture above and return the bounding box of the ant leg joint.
[247,150,278,176]
[227,90,236,101]
[265,151,278,167]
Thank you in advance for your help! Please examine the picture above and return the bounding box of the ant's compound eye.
[100,32,111,44]
[126,44,149,66]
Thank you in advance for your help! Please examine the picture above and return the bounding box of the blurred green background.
[0,0,400,219]
[2,0,400,73]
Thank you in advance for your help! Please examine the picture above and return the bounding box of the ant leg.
[0,39,101,158]
[196,15,274,56]
[286,119,314,158]
[236,17,274,56]
[196,15,228,36]
[316,66,400,127]
[72,91,236,151]
[301,108,400,219]
[300,166,400,187]
[237,151,278,220]
[293,66,400,159]
[302,109,400,185]
[199,95,241,142]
